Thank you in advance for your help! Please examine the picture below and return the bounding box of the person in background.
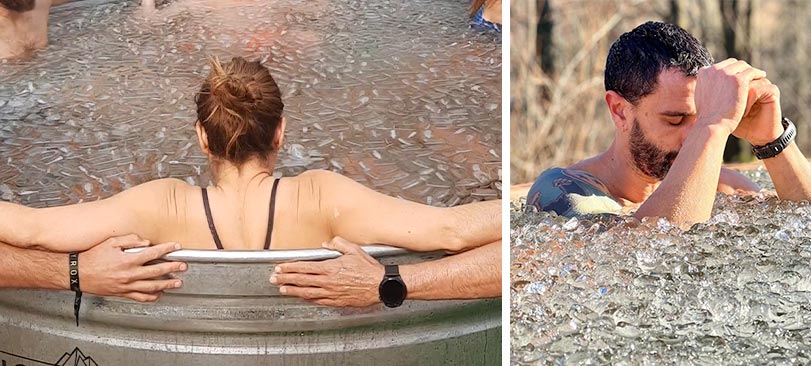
[0,0,154,59]
[469,0,501,33]
[0,0,54,59]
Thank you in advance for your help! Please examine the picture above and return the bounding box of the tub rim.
[126,244,410,263]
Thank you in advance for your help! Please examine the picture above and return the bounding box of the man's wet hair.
[605,21,713,104]
[0,0,35,12]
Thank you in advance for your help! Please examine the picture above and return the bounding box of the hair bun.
[210,74,262,107]
[195,55,284,164]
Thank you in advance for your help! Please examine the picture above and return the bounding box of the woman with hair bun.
[0,56,501,253]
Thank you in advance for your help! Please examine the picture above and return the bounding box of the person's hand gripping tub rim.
[79,234,187,303]
[271,237,385,308]
[271,236,501,307]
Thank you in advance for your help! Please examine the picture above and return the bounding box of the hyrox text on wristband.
[69,252,82,326]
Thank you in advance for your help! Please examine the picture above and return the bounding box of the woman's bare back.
[0,169,498,253]
[158,171,333,250]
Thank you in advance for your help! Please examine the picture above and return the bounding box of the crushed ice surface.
[0,0,501,208]
[511,168,811,365]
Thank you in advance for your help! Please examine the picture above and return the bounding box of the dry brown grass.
[511,0,811,184]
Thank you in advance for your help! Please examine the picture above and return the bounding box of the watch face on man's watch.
[380,278,407,308]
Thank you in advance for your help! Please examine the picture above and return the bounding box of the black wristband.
[752,117,796,160]
[69,252,82,326]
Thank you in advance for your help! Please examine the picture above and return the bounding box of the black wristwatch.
[379,265,407,308]
[752,117,796,160]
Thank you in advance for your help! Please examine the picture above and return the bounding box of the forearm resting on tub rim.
[401,240,502,300]
[444,199,501,252]
[0,201,131,252]
[0,202,41,249]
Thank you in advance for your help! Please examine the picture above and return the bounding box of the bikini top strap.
[264,178,281,250]
[201,188,225,250]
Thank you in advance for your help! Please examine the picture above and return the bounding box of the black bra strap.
[201,188,225,250]
[264,178,280,250]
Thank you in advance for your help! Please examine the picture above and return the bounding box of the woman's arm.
[0,178,182,252]
[305,170,501,252]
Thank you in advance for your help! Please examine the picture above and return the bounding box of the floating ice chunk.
[562,217,579,231]
[524,281,547,295]
[0,184,13,201]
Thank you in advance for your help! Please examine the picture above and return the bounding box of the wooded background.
[511,0,811,184]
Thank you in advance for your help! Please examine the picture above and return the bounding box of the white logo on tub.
[0,347,98,366]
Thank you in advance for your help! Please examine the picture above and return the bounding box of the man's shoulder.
[718,168,760,194]
[525,167,621,217]
[530,167,611,197]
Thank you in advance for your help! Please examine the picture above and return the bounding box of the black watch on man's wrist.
[379,265,407,308]
[752,117,796,160]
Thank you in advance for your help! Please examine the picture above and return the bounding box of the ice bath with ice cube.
[0,1,502,365]
[511,168,811,365]
[0,0,501,208]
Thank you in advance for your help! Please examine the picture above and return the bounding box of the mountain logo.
[55,348,98,366]
[0,347,100,366]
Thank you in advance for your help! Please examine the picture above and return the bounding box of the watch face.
[381,279,406,307]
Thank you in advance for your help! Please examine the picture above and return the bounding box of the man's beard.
[629,119,679,180]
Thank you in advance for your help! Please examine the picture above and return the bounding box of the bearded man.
[526,21,811,224]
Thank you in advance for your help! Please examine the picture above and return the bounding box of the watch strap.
[752,117,796,160]
[384,264,399,277]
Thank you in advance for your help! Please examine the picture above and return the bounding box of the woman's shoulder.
[121,178,193,199]
[137,177,190,189]
[290,169,363,191]
[294,169,343,182]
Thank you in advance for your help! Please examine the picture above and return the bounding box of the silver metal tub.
[0,246,500,365]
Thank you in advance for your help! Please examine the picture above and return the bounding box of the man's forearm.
[762,142,811,201]
[399,240,501,300]
[0,241,67,290]
[635,124,729,224]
